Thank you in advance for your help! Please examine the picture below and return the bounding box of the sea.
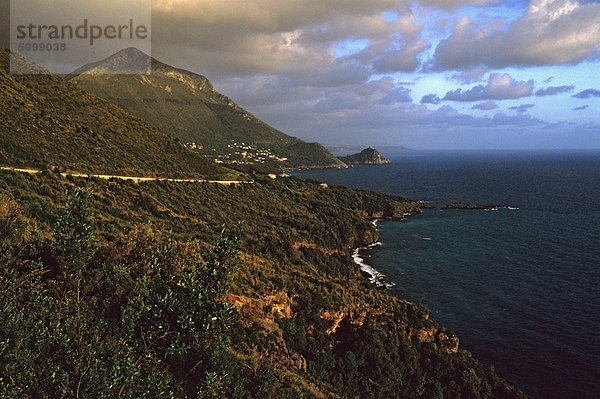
[294,150,600,399]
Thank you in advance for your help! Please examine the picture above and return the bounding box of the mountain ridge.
[0,49,236,179]
[69,48,345,170]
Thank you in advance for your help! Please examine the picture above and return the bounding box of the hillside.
[0,49,236,179]
[69,48,345,170]
[0,49,526,399]
[339,147,392,165]
[0,168,526,398]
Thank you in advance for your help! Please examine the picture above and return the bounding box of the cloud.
[452,67,488,84]
[535,85,575,96]
[353,15,431,73]
[212,69,548,149]
[309,77,413,112]
[573,105,589,110]
[573,88,600,98]
[443,73,534,102]
[509,103,535,113]
[472,101,498,110]
[421,94,442,104]
[151,0,432,78]
[431,0,600,70]
[420,0,503,10]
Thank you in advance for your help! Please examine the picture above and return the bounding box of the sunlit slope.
[69,48,344,169]
[0,49,234,179]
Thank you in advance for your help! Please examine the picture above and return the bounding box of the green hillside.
[69,48,345,170]
[0,49,235,179]
[0,171,526,398]
[0,48,526,399]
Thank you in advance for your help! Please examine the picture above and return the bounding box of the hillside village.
[186,141,289,166]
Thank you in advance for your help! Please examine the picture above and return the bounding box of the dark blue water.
[295,150,600,399]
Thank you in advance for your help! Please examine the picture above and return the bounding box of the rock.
[437,330,460,354]
[338,147,391,165]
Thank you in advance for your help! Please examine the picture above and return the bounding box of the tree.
[0,187,245,398]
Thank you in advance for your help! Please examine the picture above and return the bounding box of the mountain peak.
[116,46,150,57]
[68,47,152,77]
[68,49,344,169]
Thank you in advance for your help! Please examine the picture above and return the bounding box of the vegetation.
[0,49,235,179]
[69,48,345,170]
[0,48,525,398]
[339,147,392,165]
[0,187,243,397]
[0,171,526,398]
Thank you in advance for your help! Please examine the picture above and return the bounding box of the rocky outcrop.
[322,307,460,356]
[339,147,391,165]
[227,292,294,329]
[415,326,460,354]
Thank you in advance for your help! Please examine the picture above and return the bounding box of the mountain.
[0,49,236,179]
[68,48,345,170]
[339,147,392,165]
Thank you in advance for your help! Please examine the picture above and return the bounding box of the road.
[0,166,254,185]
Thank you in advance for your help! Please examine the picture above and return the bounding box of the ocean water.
[295,150,600,399]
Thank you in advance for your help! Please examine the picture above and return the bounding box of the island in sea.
[338,147,392,165]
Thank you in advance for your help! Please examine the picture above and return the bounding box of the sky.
[4,0,600,149]
[148,0,600,149]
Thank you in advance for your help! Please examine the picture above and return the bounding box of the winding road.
[0,166,255,185]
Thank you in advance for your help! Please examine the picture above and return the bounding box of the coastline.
[351,219,396,289]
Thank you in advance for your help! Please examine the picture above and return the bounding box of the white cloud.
[432,0,600,69]
[443,73,534,101]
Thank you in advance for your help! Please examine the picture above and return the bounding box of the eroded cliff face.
[322,308,460,355]
[227,290,461,396]
[413,326,460,354]
[354,226,379,248]
[227,292,310,373]
[228,292,294,329]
